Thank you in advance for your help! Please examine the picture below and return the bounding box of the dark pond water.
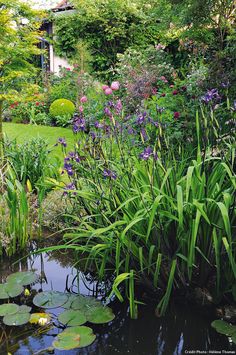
[0,245,235,355]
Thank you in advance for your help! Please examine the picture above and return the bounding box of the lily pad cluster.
[32,291,115,350]
[0,271,115,351]
[0,271,38,299]
[211,320,236,344]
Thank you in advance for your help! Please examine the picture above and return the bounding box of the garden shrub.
[49,99,75,119]
[4,137,61,190]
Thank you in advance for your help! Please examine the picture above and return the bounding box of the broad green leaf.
[53,326,96,350]
[0,303,19,316]
[3,312,30,326]
[211,320,236,336]
[86,306,115,324]
[7,271,38,286]
[33,291,68,308]
[58,310,87,326]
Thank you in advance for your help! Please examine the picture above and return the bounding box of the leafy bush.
[4,137,60,190]
[49,99,75,119]
[115,46,174,111]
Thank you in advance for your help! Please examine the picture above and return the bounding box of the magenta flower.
[80,96,88,103]
[172,90,178,95]
[104,88,113,95]
[111,81,120,91]
[174,112,180,119]
[79,106,84,113]
[102,85,109,91]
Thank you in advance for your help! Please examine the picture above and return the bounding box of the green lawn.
[3,123,75,160]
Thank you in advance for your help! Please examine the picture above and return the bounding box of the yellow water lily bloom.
[24,288,30,296]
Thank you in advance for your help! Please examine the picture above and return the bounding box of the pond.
[0,244,235,355]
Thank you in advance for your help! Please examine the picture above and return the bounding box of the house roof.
[52,0,73,11]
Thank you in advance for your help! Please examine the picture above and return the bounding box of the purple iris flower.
[136,112,147,125]
[201,89,221,104]
[94,121,104,129]
[63,182,77,196]
[73,118,86,133]
[103,168,117,180]
[90,131,96,140]
[104,107,112,117]
[139,147,153,160]
[57,137,67,147]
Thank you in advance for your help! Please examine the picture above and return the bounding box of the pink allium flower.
[104,88,113,95]
[80,96,88,103]
[79,105,84,112]
[102,85,109,91]
[111,81,120,91]
[174,112,180,119]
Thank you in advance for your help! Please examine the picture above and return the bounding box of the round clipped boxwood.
[49,99,75,118]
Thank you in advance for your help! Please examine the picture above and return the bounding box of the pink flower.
[66,67,71,71]
[104,88,113,95]
[161,93,166,97]
[152,88,158,94]
[80,96,88,103]
[102,85,109,91]
[35,102,40,106]
[172,90,178,95]
[160,76,168,83]
[111,81,120,91]
[79,106,84,112]
[170,84,174,88]
[174,112,180,119]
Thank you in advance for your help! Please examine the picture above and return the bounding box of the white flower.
[38,317,49,326]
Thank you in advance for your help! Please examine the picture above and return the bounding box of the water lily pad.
[30,312,51,325]
[58,310,87,326]
[0,303,19,316]
[0,283,23,299]
[53,326,96,350]
[0,284,8,299]
[6,271,38,286]
[18,305,32,313]
[62,294,78,309]
[33,291,68,308]
[86,306,115,324]
[211,320,236,336]
[3,312,30,326]
[70,295,101,312]
[5,283,24,298]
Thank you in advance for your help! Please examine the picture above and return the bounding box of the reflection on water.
[0,246,235,355]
